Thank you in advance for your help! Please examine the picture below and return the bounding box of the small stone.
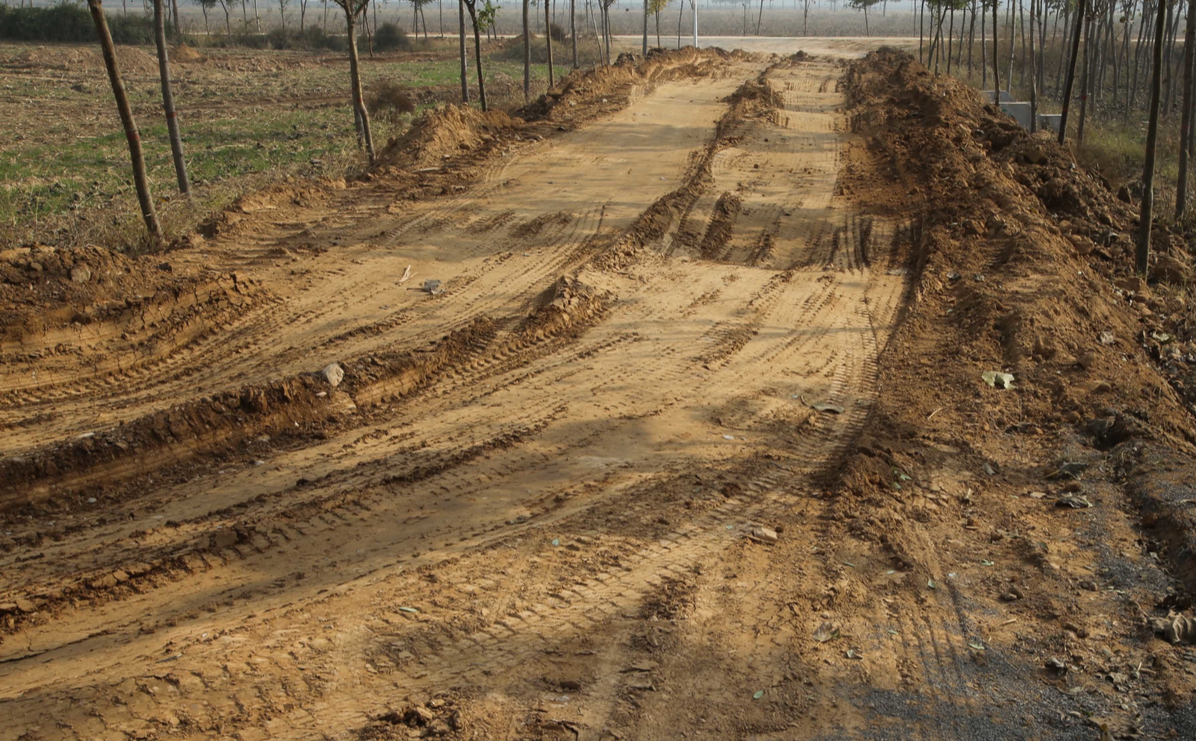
[70,265,91,284]
[321,363,344,388]
[748,525,778,544]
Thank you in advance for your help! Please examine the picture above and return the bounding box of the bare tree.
[643,0,649,53]
[88,0,162,241]
[1138,0,1167,274]
[523,0,531,99]
[800,0,813,33]
[217,0,233,32]
[992,0,1000,91]
[333,0,375,160]
[546,0,554,86]
[299,0,308,29]
[153,0,190,195]
[1176,0,1195,217]
[571,0,578,67]
[459,0,469,103]
[1058,0,1086,142]
[277,0,289,29]
[462,0,489,110]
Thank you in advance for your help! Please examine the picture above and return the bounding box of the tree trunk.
[677,0,683,48]
[1055,5,1070,96]
[153,0,190,195]
[88,0,162,241]
[346,4,375,160]
[656,8,660,47]
[981,0,987,86]
[466,2,487,109]
[643,0,649,52]
[1028,0,1037,131]
[919,0,925,63]
[947,6,954,73]
[992,0,1001,92]
[171,0,180,33]
[756,0,764,35]
[1078,16,1091,143]
[546,0,554,87]
[1177,0,1196,217]
[1139,0,1168,274]
[571,0,577,66]
[1058,0,1085,143]
[523,0,530,99]
[1018,0,1027,85]
[968,0,977,76]
[1006,0,1016,89]
[459,0,469,102]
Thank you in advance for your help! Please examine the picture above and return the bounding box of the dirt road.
[7,40,1196,740]
[0,46,917,739]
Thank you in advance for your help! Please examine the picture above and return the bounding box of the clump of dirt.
[379,104,521,168]
[518,276,611,342]
[0,244,199,343]
[171,44,203,63]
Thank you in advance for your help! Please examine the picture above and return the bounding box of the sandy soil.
[3,42,1196,741]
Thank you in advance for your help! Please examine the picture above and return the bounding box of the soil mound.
[0,245,180,342]
[379,104,520,168]
[839,47,1196,598]
[172,43,203,62]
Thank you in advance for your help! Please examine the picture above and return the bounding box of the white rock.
[320,363,344,388]
[749,526,778,545]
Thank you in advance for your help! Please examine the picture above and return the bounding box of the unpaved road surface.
[2,48,908,740]
[5,44,1196,741]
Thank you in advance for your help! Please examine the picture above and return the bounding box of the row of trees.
[910,0,1188,272]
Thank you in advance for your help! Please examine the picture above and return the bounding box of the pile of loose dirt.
[4,45,159,75]
[825,49,1196,732]
[840,45,1196,639]
[171,43,203,63]
[382,104,521,169]
[0,245,185,343]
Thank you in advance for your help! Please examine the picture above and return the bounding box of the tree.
[216,0,233,32]
[1175,0,1195,218]
[87,0,162,241]
[571,0,578,67]
[642,0,648,54]
[196,0,217,31]
[462,0,489,109]
[332,0,375,160]
[545,0,554,87]
[523,0,530,99]
[277,0,289,29]
[1058,0,1086,142]
[992,0,1000,93]
[458,0,469,103]
[800,0,813,34]
[846,0,882,34]
[649,0,668,46]
[153,0,190,196]
[1138,0,1167,274]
